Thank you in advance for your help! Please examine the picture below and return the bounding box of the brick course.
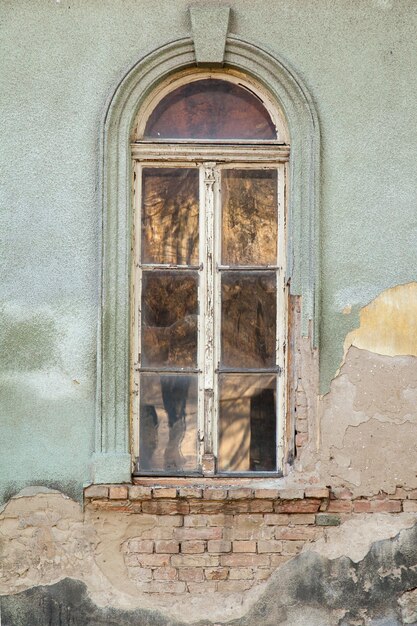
[85,483,411,595]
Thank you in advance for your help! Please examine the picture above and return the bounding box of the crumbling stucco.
[2,489,417,624]
[297,284,417,497]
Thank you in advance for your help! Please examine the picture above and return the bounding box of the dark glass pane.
[142,271,198,368]
[218,374,276,472]
[222,170,277,266]
[142,168,199,265]
[139,373,198,472]
[144,79,276,140]
[221,272,276,368]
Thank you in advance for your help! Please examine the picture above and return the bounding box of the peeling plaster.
[305,513,417,563]
[2,491,417,624]
[344,283,417,359]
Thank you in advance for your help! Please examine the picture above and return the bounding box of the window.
[131,71,289,477]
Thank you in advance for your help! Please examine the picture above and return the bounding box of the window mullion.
[201,162,216,474]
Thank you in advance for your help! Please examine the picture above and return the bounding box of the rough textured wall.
[2,0,417,500]
[2,1,417,623]
[2,488,417,625]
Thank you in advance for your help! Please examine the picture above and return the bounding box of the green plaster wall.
[1,1,417,499]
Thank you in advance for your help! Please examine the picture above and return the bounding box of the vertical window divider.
[201,162,216,474]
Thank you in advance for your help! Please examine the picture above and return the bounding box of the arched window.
[131,71,289,476]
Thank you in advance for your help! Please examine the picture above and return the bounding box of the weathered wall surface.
[2,0,417,500]
[2,1,417,623]
[2,488,417,625]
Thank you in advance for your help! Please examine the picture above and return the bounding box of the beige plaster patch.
[344,282,417,358]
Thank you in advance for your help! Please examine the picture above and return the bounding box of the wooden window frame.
[130,107,289,477]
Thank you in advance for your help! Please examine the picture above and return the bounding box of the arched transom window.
[131,71,289,476]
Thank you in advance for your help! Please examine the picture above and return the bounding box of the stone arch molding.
[93,36,320,483]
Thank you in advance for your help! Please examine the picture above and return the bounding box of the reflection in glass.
[142,271,198,367]
[221,272,276,368]
[142,168,199,265]
[144,79,277,140]
[222,170,277,266]
[139,374,198,472]
[218,374,276,472]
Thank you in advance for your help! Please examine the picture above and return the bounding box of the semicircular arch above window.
[142,78,278,140]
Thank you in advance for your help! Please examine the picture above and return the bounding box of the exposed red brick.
[157,515,183,527]
[249,500,274,513]
[264,513,316,525]
[171,554,220,568]
[135,553,171,567]
[221,553,270,567]
[277,489,305,500]
[178,567,204,582]
[228,488,253,500]
[89,500,131,512]
[174,527,222,541]
[84,485,109,499]
[109,485,128,500]
[127,567,152,582]
[207,540,232,553]
[152,567,178,581]
[305,487,330,499]
[154,540,179,554]
[371,500,402,513]
[327,500,353,513]
[205,567,229,580]
[228,567,254,580]
[257,540,283,553]
[254,488,279,499]
[232,541,257,553]
[153,488,177,499]
[203,488,227,500]
[127,539,154,553]
[353,500,371,513]
[179,487,203,499]
[184,515,209,527]
[274,526,319,541]
[188,501,223,514]
[181,540,205,554]
[274,499,321,514]
[142,500,189,515]
[129,485,152,500]
[403,501,417,512]
[281,540,304,555]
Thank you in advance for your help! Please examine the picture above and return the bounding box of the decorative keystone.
[189,6,230,66]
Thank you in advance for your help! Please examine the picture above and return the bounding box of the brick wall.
[84,484,416,594]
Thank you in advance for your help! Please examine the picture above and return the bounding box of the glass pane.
[221,272,276,368]
[142,168,199,265]
[139,373,198,472]
[222,170,277,266]
[142,271,198,368]
[218,374,276,472]
[144,79,277,140]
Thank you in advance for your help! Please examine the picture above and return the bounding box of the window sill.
[84,480,331,515]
